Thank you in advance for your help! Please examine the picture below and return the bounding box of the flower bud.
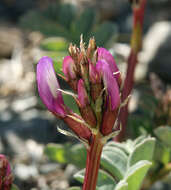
[96,60,120,135]
[62,56,78,91]
[87,37,97,60]
[64,113,92,141]
[98,48,122,87]
[89,63,102,101]
[77,79,97,127]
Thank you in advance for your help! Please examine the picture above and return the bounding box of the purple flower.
[37,39,122,139]
[62,55,78,91]
[37,56,66,117]
[96,60,120,110]
[37,56,92,140]
[62,56,76,80]
[96,58,120,136]
[98,47,121,86]
[77,79,89,108]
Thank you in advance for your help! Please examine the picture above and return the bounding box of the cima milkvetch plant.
[37,36,124,190]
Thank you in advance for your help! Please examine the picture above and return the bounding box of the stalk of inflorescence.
[116,0,147,141]
[82,132,103,190]
[36,36,122,190]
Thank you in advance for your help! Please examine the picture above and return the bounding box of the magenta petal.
[62,56,76,80]
[77,79,89,107]
[37,56,66,117]
[98,47,120,81]
[96,60,120,110]
[89,63,100,84]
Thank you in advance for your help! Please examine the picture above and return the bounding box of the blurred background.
[0,0,171,189]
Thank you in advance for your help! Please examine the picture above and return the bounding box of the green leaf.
[122,140,135,154]
[72,8,96,43]
[57,4,76,30]
[134,135,147,145]
[101,146,128,180]
[74,169,116,190]
[106,141,130,155]
[70,143,87,168]
[154,126,171,147]
[114,180,128,190]
[46,51,67,75]
[68,187,81,190]
[128,137,156,167]
[40,37,69,52]
[19,10,70,37]
[124,160,152,190]
[63,93,79,114]
[44,143,86,168]
[44,143,69,163]
[154,141,170,164]
[93,21,118,47]
[11,184,19,190]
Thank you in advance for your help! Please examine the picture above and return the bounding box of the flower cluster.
[37,37,121,143]
[0,154,13,190]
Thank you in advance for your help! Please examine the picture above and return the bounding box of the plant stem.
[83,132,103,190]
[116,0,147,141]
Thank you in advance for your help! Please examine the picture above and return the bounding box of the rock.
[11,96,37,113]
[0,26,23,57]
[2,131,31,158]
[0,117,58,144]
[25,139,44,162]
[150,182,171,190]
[50,179,68,190]
[64,164,78,179]
[0,49,35,96]
[39,163,60,174]
[140,21,171,82]
[14,163,38,180]
[20,109,40,121]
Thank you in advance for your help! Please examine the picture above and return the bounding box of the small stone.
[39,163,60,174]
[25,139,44,161]
[14,163,38,180]
[20,109,40,121]
[11,96,37,112]
[0,26,23,58]
[64,164,78,179]
[4,131,28,156]
[140,21,171,82]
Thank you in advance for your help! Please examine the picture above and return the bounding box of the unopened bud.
[87,37,97,60]
[80,35,86,56]
[100,109,118,136]
[77,79,97,127]
[69,44,79,63]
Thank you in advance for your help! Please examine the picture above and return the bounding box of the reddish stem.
[115,0,147,142]
[83,133,103,190]
[116,51,137,141]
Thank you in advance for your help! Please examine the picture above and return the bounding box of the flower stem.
[116,0,147,141]
[83,132,103,190]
